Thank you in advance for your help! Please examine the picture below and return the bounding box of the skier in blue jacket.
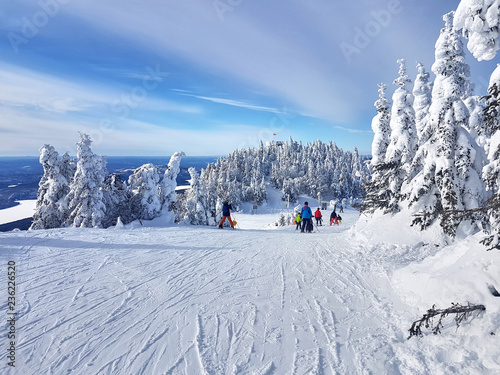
[219,201,234,229]
[300,201,313,233]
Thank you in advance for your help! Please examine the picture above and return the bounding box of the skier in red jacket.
[314,208,323,226]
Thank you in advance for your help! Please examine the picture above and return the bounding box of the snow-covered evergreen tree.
[454,0,500,61]
[30,145,70,229]
[407,12,484,236]
[102,174,133,228]
[483,65,500,138]
[159,152,186,223]
[184,167,209,225]
[384,59,417,212]
[65,134,107,228]
[59,152,76,186]
[128,163,162,221]
[413,62,433,143]
[363,84,392,212]
[481,66,500,249]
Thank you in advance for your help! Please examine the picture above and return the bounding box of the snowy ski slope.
[1,208,499,374]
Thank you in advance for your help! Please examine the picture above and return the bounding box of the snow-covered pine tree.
[363,83,392,212]
[413,62,433,143]
[65,134,107,228]
[31,145,70,229]
[481,66,500,249]
[59,152,76,186]
[384,59,417,212]
[102,173,133,228]
[184,167,212,225]
[407,12,484,236]
[370,83,392,169]
[128,163,162,221]
[483,65,500,139]
[454,0,500,61]
[159,151,186,222]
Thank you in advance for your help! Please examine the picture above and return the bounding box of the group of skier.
[218,200,343,232]
[295,202,343,233]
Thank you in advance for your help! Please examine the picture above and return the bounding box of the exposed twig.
[408,302,486,339]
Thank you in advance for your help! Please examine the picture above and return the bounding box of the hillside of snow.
[1,206,499,374]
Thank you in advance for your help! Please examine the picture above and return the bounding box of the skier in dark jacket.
[219,201,234,229]
[330,210,338,225]
[300,202,313,233]
[314,208,323,226]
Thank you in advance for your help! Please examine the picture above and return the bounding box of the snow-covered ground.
[1,207,499,374]
[0,200,36,225]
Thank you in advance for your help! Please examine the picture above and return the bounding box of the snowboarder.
[219,201,234,229]
[300,202,313,233]
[330,210,338,225]
[295,213,302,230]
[314,208,322,226]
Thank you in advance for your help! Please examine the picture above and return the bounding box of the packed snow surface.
[1,208,499,374]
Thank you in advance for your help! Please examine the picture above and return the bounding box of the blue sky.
[0,0,498,157]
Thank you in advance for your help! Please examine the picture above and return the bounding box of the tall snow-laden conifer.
[413,62,433,143]
[454,0,500,61]
[482,66,500,249]
[384,59,417,212]
[160,152,186,221]
[65,134,107,228]
[129,163,161,221]
[408,63,434,184]
[184,167,209,225]
[407,12,484,236]
[102,174,133,228]
[370,84,391,169]
[362,83,392,213]
[31,145,70,229]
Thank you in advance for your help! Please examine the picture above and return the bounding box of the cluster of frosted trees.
[180,138,369,225]
[31,134,185,229]
[365,3,500,250]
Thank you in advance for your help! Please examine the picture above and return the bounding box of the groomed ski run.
[1,208,499,374]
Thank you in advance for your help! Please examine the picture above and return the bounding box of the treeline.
[179,138,370,225]
[31,134,184,229]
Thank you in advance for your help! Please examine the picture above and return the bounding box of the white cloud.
[182,94,279,114]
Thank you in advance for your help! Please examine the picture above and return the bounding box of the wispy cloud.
[333,125,373,134]
[181,94,279,114]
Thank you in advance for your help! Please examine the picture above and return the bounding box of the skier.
[337,214,342,224]
[295,212,302,230]
[300,201,313,233]
[330,210,338,225]
[314,208,322,226]
[219,201,234,229]
[339,205,344,213]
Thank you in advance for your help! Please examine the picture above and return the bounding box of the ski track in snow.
[0,210,495,374]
